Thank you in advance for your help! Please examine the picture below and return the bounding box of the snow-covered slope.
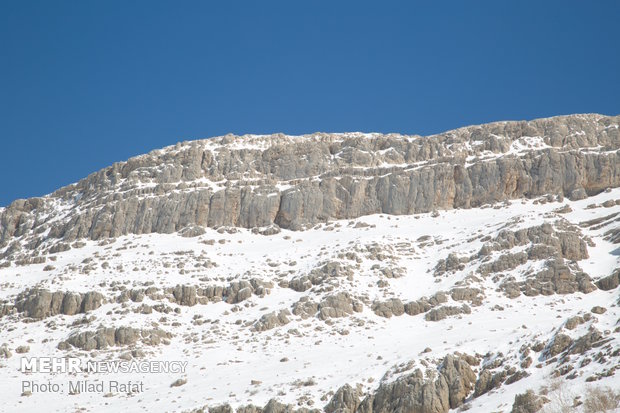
[0,115,619,413]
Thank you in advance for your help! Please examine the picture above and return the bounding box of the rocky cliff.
[1,113,619,251]
[0,115,619,412]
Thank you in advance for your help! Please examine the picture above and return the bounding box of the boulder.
[14,288,104,319]
[371,298,405,318]
[357,354,476,413]
[324,384,362,413]
[253,310,291,332]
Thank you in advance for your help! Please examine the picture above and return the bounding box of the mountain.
[0,113,619,413]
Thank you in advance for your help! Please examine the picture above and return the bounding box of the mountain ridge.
[0,113,619,412]
[1,113,619,251]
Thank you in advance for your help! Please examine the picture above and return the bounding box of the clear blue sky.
[1,1,619,206]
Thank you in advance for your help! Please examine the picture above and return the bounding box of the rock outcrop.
[1,114,619,253]
[12,288,104,319]
[318,293,360,320]
[511,390,545,413]
[596,268,620,290]
[371,298,405,318]
[166,280,273,306]
[324,384,363,413]
[357,354,476,413]
[253,309,291,332]
[206,399,320,413]
[425,305,471,322]
[289,261,354,292]
[58,326,171,350]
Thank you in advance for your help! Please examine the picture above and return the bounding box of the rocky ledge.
[1,114,619,255]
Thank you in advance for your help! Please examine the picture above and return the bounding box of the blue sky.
[1,1,619,206]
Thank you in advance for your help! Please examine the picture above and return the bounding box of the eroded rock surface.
[13,288,104,319]
[58,326,171,350]
[2,114,619,252]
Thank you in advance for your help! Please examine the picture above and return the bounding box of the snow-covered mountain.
[0,114,619,413]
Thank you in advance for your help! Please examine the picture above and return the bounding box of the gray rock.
[425,305,471,322]
[569,188,588,201]
[172,285,197,306]
[505,370,529,385]
[564,315,585,330]
[253,310,291,332]
[15,345,29,354]
[224,281,251,304]
[502,259,596,298]
[545,333,573,358]
[450,287,483,305]
[595,269,620,290]
[179,226,206,238]
[479,222,589,263]
[434,253,467,276]
[2,115,619,249]
[474,369,507,397]
[261,399,320,413]
[61,292,82,315]
[291,297,319,319]
[59,327,171,350]
[568,328,604,355]
[235,287,253,303]
[511,390,545,413]
[0,344,12,359]
[324,384,362,413]
[236,406,263,413]
[81,291,104,312]
[479,252,528,275]
[357,354,476,413]
[318,293,355,320]
[14,288,104,319]
[208,405,234,413]
[371,298,405,318]
[403,292,447,317]
[289,261,354,292]
[404,299,431,316]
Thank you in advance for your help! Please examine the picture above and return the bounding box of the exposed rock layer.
[1,114,619,249]
[12,288,104,319]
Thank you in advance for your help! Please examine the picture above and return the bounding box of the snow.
[0,189,618,412]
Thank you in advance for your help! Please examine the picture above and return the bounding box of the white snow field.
[0,186,618,413]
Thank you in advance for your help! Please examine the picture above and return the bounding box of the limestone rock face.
[58,326,171,350]
[371,298,405,318]
[357,354,476,413]
[261,399,320,413]
[324,384,362,413]
[0,344,12,359]
[545,333,574,358]
[172,285,197,306]
[1,114,619,252]
[13,288,104,319]
[474,369,508,397]
[291,297,319,319]
[1,114,619,413]
[595,268,620,290]
[511,390,545,413]
[425,305,471,322]
[166,279,273,307]
[253,309,291,332]
[318,293,357,320]
[289,261,354,292]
